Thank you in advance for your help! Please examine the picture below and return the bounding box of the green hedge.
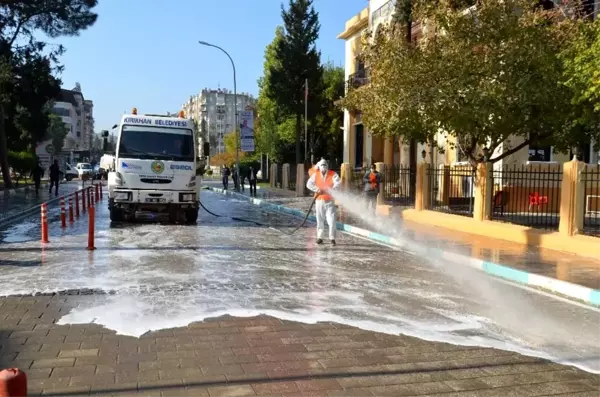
[8,151,37,185]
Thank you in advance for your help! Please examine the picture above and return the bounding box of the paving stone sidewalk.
[0,295,598,397]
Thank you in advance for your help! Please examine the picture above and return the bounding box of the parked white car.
[76,162,93,177]
[63,163,79,181]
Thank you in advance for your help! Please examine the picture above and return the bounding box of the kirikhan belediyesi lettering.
[124,117,188,128]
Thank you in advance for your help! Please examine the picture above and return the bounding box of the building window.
[528,145,551,161]
[53,107,70,117]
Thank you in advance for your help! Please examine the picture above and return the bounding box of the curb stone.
[204,185,600,307]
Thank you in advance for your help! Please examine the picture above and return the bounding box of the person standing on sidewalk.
[30,160,44,196]
[49,160,60,196]
[306,159,341,246]
[363,163,381,214]
[222,165,230,190]
[248,166,258,197]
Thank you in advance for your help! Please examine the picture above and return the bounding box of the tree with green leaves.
[561,18,600,117]
[267,0,323,165]
[311,62,344,165]
[340,0,596,166]
[256,27,284,162]
[46,113,69,155]
[0,0,98,188]
[9,49,61,151]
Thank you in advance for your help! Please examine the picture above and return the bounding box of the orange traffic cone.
[0,368,27,397]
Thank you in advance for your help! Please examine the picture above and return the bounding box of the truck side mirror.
[203,142,210,157]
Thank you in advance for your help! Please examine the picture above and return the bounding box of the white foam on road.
[59,293,568,370]
[1,191,598,374]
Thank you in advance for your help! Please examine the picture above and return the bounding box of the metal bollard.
[95,183,99,202]
[87,199,95,251]
[75,191,80,217]
[41,203,49,243]
[68,197,74,223]
[82,188,87,213]
[60,197,66,228]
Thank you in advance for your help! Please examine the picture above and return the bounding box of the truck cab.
[107,109,200,224]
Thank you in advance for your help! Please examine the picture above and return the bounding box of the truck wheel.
[110,207,124,222]
[185,208,199,224]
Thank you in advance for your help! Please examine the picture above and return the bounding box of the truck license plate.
[145,198,165,203]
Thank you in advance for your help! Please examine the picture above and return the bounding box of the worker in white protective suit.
[306,159,341,245]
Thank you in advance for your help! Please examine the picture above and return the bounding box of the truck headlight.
[187,175,196,188]
[180,193,196,202]
[115,192,129,201]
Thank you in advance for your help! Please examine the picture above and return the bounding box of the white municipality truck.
[107,109,201,224]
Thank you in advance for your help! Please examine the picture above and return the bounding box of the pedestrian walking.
[222,165,230,190]
[232,166,239,191]
[363,163,381,213]
[239,166,246,193]
[306,159,341,246]
[30,160,44,196]
[49,159,60,197]
[248,166,258,197]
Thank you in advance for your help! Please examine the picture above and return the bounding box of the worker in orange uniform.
[306,159,341,245]
[363,163,381,213]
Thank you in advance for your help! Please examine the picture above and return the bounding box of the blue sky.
[47,0,367,133]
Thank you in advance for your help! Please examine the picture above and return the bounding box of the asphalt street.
[0,190,598,375]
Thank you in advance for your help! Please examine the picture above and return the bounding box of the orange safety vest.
[369,172,378,191]
[314,170,336,201]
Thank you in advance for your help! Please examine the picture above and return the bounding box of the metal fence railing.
[289,164,297,191]
[491,164,562,230]
[382,165,416,208]
[276,164,283,189]
[582,165,600,237]
[429,165,476,217]
[348,167,366,193]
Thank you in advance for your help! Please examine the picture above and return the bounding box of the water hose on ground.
[198,191,318,235]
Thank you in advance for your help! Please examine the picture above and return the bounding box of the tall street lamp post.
[198,40,240,191]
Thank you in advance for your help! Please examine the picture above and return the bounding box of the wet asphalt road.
[0,180,91,224]
[0,190,598,374]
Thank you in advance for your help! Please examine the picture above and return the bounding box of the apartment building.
[84,99,94,151]
[338,0,599,169]
[51,88,94,152]
[182,88,256,155]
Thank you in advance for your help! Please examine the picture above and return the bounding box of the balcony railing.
[371,0,396,26]
[346,69,369,92]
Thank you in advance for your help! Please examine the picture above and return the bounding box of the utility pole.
[304,78,308,164]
